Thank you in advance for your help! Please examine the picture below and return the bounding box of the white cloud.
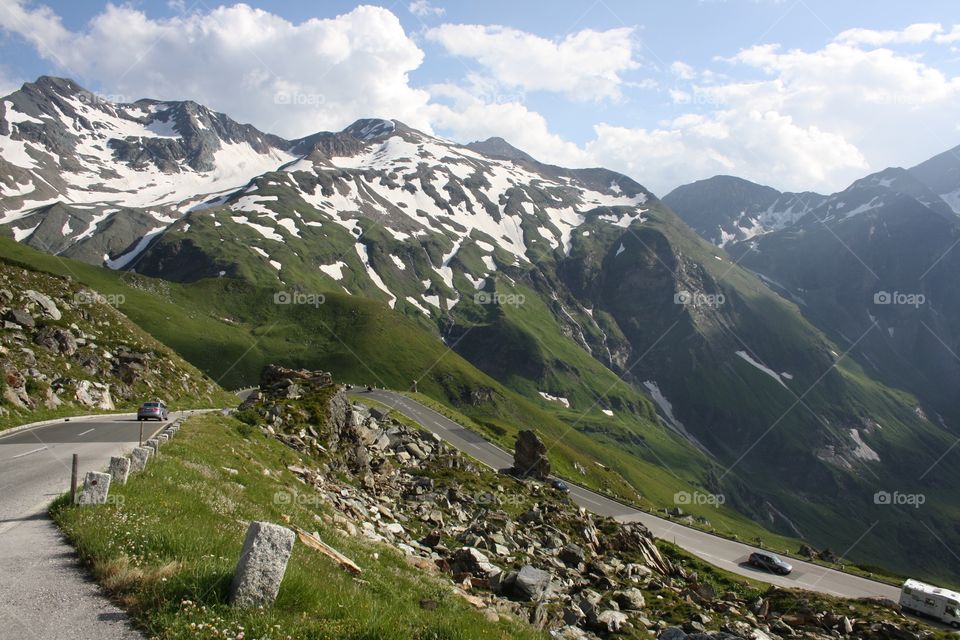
[427,83,589,166]
[425,23,639,102]
[587,111,867,194]
[935,25,960,44]
[835,23,944,47]
[0,1,433,138]
[408,1,445,18]
[671,61,696,80]
[625,39,960,193]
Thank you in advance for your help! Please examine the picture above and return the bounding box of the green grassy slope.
[0,237,815,558]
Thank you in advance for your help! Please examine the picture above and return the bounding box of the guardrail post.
[70,454,79,505]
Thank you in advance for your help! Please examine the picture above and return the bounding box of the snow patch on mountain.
[355,242,396,308]
[538,391,570,408]
[849,428,880,462]
[318,261,348,280]
[735,350,788,388]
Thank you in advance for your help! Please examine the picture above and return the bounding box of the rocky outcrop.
[0,260,225,423]
[512,429,551,479]
[241,371,931,639]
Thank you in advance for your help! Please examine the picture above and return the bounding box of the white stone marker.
[229,522,296,608]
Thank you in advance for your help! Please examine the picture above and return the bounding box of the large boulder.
[511,565,553,601]
[259,364,333,390]
[3,308,35,329]
[23,289,61,320]
[33,327,78,355]
[75,380,115,410]
[512,429,551,479]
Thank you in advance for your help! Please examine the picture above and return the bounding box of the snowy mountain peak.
[342,118,396,141]
[465,136,538,164]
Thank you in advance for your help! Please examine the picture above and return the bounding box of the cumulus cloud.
[835,22,944,47]
[427,83,588,167]
[408,1,445,18]
[587,111,867,194]
[425,23,639,102]
[622,39,960,193]
[0,1,433,137]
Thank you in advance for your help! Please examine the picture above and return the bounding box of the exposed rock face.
[74,380,114,410]
[512,429,551,479]
[259,364,333,389]
[0,260,225,422]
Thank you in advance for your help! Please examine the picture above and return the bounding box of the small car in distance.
[137,401,169,421]
[550,479,571,493]
[748,551,793,575]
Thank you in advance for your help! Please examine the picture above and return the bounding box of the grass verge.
[52,413,543,640]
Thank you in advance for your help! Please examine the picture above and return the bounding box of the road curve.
[358,389,902,601]
[0,412,190,640]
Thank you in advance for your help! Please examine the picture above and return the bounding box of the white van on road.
[900,579,960,627]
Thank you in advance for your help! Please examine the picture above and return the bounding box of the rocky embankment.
[0,260,226,425]
[238,366,936,640]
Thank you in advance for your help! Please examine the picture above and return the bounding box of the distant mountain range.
[5,76,960,581]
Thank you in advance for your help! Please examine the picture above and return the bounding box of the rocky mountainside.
[908,143,960,213]
[0,76,292,265]
[662,176,826,246]
[5,77,960,581]
[238,367,925,640]
[725,164,960,430]
[0,252,230,428]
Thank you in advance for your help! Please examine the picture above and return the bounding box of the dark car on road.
[748,551,793,575]
[137,401,169,421]
[550,479,570,493]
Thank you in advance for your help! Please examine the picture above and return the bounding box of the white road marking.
[77,428,95,436]
[11,446,48,459]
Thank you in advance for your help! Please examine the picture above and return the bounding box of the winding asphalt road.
[0,391,905,640]
[359,389,903,601]
[0,413,187,640]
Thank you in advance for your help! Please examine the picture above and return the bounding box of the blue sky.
[2,0,959,194]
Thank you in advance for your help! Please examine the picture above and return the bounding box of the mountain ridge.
[6,77,960,582]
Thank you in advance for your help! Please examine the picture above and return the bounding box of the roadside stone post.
[78,471,111,506]
[229,522,296,608]
[146,438,160,457]
[108,456,130,485]
[130,447,152,473]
